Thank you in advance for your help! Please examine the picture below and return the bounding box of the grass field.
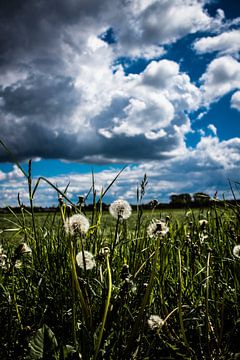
[1,174,240,359]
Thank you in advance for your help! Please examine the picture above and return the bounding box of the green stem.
[125,235,161,356]
[178,248,191,353]
[206,252,211,356]
[12,268,23,330]
[70,242,91,330]
[94,254,112,360]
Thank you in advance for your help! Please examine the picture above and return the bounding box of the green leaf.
[27,324,59,360]
[62,345,82,360]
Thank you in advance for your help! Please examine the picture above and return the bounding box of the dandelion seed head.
[109,199,132,220]
[64,214,90,236]
[199,219,208,227]
[0,245,4,255]
[233,245,240,259]
[15,243,32,258]
[0,253,7,268]
[14,259,22,269]
[147,219,169,238]
[100,247,110,257]
[199,233,208,242]
[148,315,165,330]
[76,251,95,270]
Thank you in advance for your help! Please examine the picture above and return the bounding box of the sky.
[0,0,240,206]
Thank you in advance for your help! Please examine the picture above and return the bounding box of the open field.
[1,200,240,359]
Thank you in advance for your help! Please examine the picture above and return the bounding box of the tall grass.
[0,160,240,359]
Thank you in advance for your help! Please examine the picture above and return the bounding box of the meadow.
[0,168,240,359]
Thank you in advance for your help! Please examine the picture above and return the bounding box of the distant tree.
[193,192,210,205]
[170,193,191,205]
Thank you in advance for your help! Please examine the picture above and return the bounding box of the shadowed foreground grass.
[0,158,240,359]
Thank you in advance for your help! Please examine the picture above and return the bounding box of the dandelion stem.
[125,234,161,356]
[178,248,191,354]
[94,253,112,360]
[206,251,211,356]
[70,241,92,330]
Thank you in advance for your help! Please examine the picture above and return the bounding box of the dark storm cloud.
[0,0,237,165]
[1,75,77,117]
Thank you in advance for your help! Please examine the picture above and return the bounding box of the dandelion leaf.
[27,324,59,360]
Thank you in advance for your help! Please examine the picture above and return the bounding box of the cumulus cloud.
[200,56,240,105]
[0,0,240,207]
[112,0,217,57]
[207,124,217,135]
[1,133,239,207]
[194,29,240,57]
[0,53,201,162]
[231,91,240,111]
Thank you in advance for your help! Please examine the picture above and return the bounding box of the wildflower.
[14,243,32,258]
[76,251,95,270]
[147,219,169,238]
[148,315,165,331]
[233,245,240,259]
[109,199,132,220]
[64,214,90,236]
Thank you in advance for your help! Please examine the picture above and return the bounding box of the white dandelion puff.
[148,315,165,330]
[147,219,169,238]
[76,251,95,270]
[0,245,4,255]
[0,253,7,268]
[15,243,32,258]
[199,219,208,227]
[0,246,8,269]
[14,259,22,269]
[64,214,90,236]
[109,199,132,220]
[233,245,240,259]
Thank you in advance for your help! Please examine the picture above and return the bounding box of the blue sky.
[0,0,240,206]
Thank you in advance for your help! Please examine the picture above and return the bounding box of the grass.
[1,164,240,359]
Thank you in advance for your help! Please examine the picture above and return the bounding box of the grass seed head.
[109,199,132,220]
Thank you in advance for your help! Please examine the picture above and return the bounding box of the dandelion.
[233,245,240,259]
[147,315,165,331]
[109,199,132,220]
[199,233,208,243]
[14,259,22,269]
[14,243,32,258]
[199,219,208,227]
[0,245,8,269]
[76,251,95,270]
[147,219,169,238]
[64,214,90,236]
[0,253,7,268]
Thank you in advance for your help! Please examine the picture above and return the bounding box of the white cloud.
[207,124,217,135]
[200,56,240,105]
[1,133,240,206]
[114,0,217,58]
[194,30,240,57]
[231,91,240,111]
